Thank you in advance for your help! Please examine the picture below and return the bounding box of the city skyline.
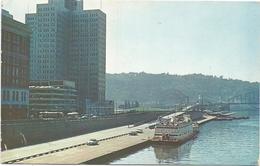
[3,0,260,82]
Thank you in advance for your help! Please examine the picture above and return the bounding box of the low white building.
[29,80,78,117]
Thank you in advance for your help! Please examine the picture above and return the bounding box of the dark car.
[129,131,138,136]
[136,129,143,133]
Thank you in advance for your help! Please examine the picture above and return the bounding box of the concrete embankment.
[2,124,154,164]
[1,111,167,150]
[1,111,207,164]
[2,112,184,164]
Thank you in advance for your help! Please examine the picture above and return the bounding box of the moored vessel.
[151,114,199,144]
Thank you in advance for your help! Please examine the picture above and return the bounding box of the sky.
[2,0,260,82]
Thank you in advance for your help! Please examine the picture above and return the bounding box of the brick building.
[1,9,31,120]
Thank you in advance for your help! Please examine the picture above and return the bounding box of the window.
[12,91,15,101]
[7,91,10,101]
[2,91,6,101]
[21,92,24,102]
[24,92,27,102]
[16,91,19,101]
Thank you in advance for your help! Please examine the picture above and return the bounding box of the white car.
[87,139,99,145]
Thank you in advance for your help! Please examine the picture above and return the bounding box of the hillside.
[106,72,259,105]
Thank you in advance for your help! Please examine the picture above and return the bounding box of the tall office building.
[1,9,31,120]
[26,0,71,80]
[70,9,106,113]
[26,0,106,114]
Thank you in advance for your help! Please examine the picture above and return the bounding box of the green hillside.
[106,72,259,105]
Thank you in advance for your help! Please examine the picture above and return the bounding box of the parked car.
[67,112,79,120]
[136,129,143,133]
[129,131,138,136]
[87,139,99,145]
[81,115,88,119]
[148,125,155,129]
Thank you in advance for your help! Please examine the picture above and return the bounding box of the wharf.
[197,115,216,125]
[163,111,185,119]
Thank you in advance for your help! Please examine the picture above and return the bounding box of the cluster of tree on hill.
[118,100,140,109]
[106,72,259,106]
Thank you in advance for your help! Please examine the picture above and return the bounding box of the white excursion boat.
[151,114,199,144]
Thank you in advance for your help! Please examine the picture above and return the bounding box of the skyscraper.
[69,9,106,112]
[26,0,106,114]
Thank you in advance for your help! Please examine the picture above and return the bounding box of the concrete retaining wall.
[1,111,167,150]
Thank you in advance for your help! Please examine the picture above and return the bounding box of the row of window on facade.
[30,92,77,98]
[2,65,27,76]
[2,54,28,65]
[32,8,101,17]
[2,31,27,43]
[37,49,56,53]
[30,100,76,104]
[35,23,56,27]
[73,18,99,23]
[71,36,98,41]
[38,17,56,21]
[2,90,28,102]
[31,75,55,80]
[2,43,28,54]
[38,33,54,37]
[37,10,56,14]
[38,28,56,32]
[27,17,56,23]
[2,78,27,86]
[37,6,55,12]
[37,43,56,48]
[74,13,98,18]
[72,23,98,29]
[72,33,98,37]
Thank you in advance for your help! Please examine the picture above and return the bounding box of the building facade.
[29,80,77,116]
[26,0,106,114]
[69,9,106,113]
[1,10,31,120]
[86,100,114,115]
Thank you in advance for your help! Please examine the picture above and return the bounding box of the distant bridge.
[181,91,259,112]
[194,91,260,105]
[226,91,259,105]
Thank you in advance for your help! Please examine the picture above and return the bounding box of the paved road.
[17,129,154,164]
[1,121,158,164]
[1,111,182,164]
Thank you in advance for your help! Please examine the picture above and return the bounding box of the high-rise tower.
[26,0,106,114]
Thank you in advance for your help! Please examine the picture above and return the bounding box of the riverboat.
[151,114,199,144]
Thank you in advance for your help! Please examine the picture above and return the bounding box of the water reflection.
[153,140,193,163]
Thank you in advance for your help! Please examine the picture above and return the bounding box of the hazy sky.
[3,0,260,82]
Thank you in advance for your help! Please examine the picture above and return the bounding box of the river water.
[106,105,259,165]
